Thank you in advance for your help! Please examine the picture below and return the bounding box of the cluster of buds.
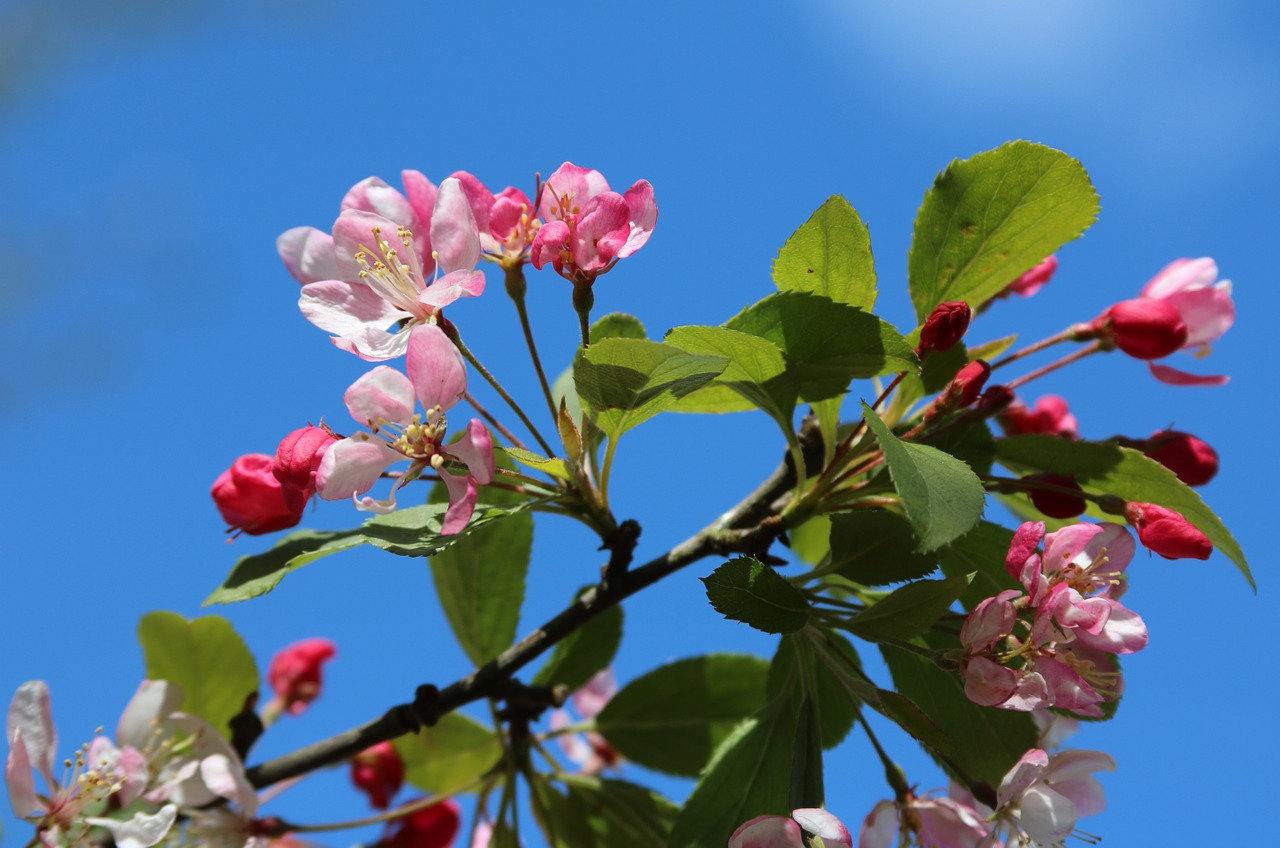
[211,425,338,537]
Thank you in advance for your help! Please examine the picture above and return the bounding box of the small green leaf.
[772,195,877,309]
[574,338,728,438]
[500,446,570,479]
[789,515,832,566]
[590,312,647,342]
[137,611,258,738]
[829,511,939,585]
[702,557,811,634]
[533,588,624,691]
[845,574,972,643]
[861,404,986,551]
[908,141,1099,320]
[595,655,770,776]
[995,435,1252,587]
[939,521,1019,610]
[394,712,502,795]
[665,325,797,430]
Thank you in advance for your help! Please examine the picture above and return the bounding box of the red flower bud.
[267,638,337,716]
[1100,299,1188,360]
[1124,502,1212,560]
[211,454,303,536]
[273,425,339,513]
[976,384,1015,416]
[351,742,405,810]
[1025,473,1087,519]
[928,360,991,422]
[374,800,461,848]
[998,394,1078,438]
[1143,430,1219,487]
[918,301,972,354]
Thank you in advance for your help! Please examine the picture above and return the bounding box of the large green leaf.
[772,195,877,310]
[844,574,971,643]
[665,325,796,430]
[136,611,258,739]
[829,511,939,585]
[995,435,1252,587]
[861,404,985,551]
[553,775,679,847]
[702,557,811,634]
[595,655,770,776]
[908,141,1099,320]
[574,338,728,437]
[204,499,542,605]
[394,712,502,795]
[768,633,860,751]
[533,589,623,692]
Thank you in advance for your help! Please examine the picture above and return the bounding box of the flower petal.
[7,681,56,787]
[792,808,851,847]
[1018,785,1077,846]
[417,270,486,313]
[1148,362,1229,385]
[618,179,657,257]
[6,728,45,817]
[277,226,340,284]
[856,800,899,848]
[431,178,481,274]
[440,472,479,536]
[401,169,439,243]
[117,681,183,750]
[341,177,418,228]
[331,326,412,361]
[406,324,467,414]
[345,366,416,427]
[86,804,178,848]
[299,280,402,336]
[316,435,401,501]
[446,419,495,484]
[728,814,804,848]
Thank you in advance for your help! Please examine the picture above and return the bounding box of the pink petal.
[571,669,617,719]
[728,815,805,848]
[1043,749,1116,782]
[1072,601,1148,654]
[6,729,45,817]
[618,179,657,257]
[406,324,467,414]
[491,188,534,241]
[117,681,182,750]
[446,419,495,484]
[857,801,899,848]
[540,162,610,221]
[440,472,480,536]
[299,280,403,336]
[316,435,401,501]
[792,808,851,847]
[85,804,178,848]
[431,178,481,274]
[417,270,486,313]
[964,657,1019,707]
[570,192,631,271]
[1005,522,1045,580]
[997,748,1049,809]
[331,326,412,362]
[446,170,496,236]
[1140,257,1217,300]
[332,209,412,283]
[1018,785,1077,846]
[200,754,258,816]
[341,177,418,230]
[344,366,416,427]
[401,170,439,238]
[7,681,56,787]
[1148,362,1230,386]
[1163,283,1234,347]
[277,226,340,284]
[1042,523,1103,573]
[530,220,570,271]
[1049,775,1108,818]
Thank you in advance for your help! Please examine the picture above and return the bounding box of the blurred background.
[2,0,1274,844]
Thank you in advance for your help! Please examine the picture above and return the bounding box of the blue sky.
[2,1,1276,845]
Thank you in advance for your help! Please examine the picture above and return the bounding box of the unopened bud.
[211,454,303,536]
[1094,299,1188,360]
[998,394,1078,438]
[929,360,991,421]
[1143,430,1219,487]
[372,799,461,848]
[273,425,339,513]
[1004,255,1058,298]
[1124,502,1212,560]
[1025,473,1087,519]
[917,301,972,354]
[351,742,404,810]
[267,638,337,717]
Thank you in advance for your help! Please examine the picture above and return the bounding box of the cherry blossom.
[549,668,621,774]
[444,171,541,267]
[998,394,1079,438]
[985,748,1114,847]
[1004,254,1058,298]
[315,323,495,534]
[858,785,991,848]
[730,808,851,848]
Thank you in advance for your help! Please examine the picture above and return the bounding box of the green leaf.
[574,338,728,438]
[789,696,824,810]
[595,655,770,776]
[861,403,986,550]
[928,418,996,477]
[769,633,860,751]
[558,775,680,847]
[665,325,796,430]
[789,515,832,566]
[882,637,1038,788]
[533,588,624,691]
[667,699,801,848]
[939,521,1019,610]
[429,485,532,667]
[590,312,647,342]
[204,499,543,605]
[995,435,1252,587]
[136,611,258,738]
[875,688,954,755]
[394,712,502,795]
[702,557,811,634]
[829,511,939,585]
[772,195,877,309]
[727,293,917,401]
[845,575,972,643]
[530,776,598,848]
[500,446,570,479]
[908,141,1099,320]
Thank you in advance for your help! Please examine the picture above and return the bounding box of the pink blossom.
[730,808,851,848]
[316,323,495,534]
[287,175,485,361]
[266,638,336,718]
[445,171,540,267]
[272,425,340,513]
[858,788,991,848]
[1135,258,1233,385]
[530,162,656,282]
[1004,254,1058,298]
[550,669,621,774]
[998,395,1078,439]
[987,748,1114,847]
[917,301,972,354]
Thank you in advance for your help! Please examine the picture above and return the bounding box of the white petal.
[86,804,178,848]
[116,680,182,750]
[7,681,56,786]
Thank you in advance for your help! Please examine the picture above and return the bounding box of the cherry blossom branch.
[245,420,824,790]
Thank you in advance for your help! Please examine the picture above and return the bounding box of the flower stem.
[991,327,1077,371]
[464,391,528,451]
[1006,341,1102,390]
[446,329,557,458]
[505,264,559,424]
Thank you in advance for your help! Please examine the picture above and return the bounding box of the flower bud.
[1143,430,1219,487]
[917,301,972,354]
[1025,473,1087,519]
[1124,502,1212,560]
[374,799,461,848]
[927,360,991,422]
[273,425,339,513]
[211,454,303,536]
[267,638,337,716]
[351,742,404,810]
[1005,254,1058,298]
[1097,299,1188,360]
[998,394,1078,438]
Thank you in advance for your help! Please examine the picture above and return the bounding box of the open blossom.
[266,638,336,717]
[212,454,305,536]
[985,748,1114,847]
[444,171,541,267]
[550,669,622,774]
[998,395,1078,439]
[858,785,991,848]
[284,174,485,361]
[530,161,657,282]
[315,323,494,533]
[730,808,851,848]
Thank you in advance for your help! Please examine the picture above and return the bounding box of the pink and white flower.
[858,785,991,848]
[549,669,621,775]
[731,808,851,848]
[1138,257,1233,385]
[986,748,1114,847]
[316,323,495,534]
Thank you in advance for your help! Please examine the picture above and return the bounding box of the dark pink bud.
[998,394,1079,438]
[1005,255,1058,297]
[976,384,1015,416]
[1100,299,1188,360]
[918,301,972,354]
[1025,473,1087,519]
[273,425,339,513]
[211,454,303,536]
[1124,502,1212,560]
[268,638,337,716]
[929,360,991,421]
[351,742,404,810]
[374,800,461,848]
[1143,430,1219,487]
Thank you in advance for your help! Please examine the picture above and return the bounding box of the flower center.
[355,225,429,317]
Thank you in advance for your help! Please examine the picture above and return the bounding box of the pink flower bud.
[928,361,991,422]
[1124,502,1212,560]
[1098,299,1188,360]
[374,800,461,848]
[351,742,404,810]
[211,454,304,536]
[917,301,972,354]
[273,425,339,513]
[267,638,337,716]
[1025,474,1087,519]
[998,395,1078,438]
[1005,254,1058,298]
[1143,430,1219,487]
[976,384,1015,416]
